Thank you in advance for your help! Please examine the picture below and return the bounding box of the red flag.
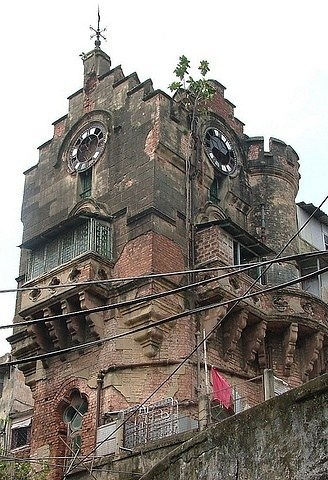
[211,368,232,410]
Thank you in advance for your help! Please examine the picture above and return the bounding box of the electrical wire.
[2,199,327,476]
[0,262,268,294]
[2,263,328,369]
[1,250,326,332]
[63,194,328,477]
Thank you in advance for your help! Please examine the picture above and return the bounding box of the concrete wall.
[139,374,328,480]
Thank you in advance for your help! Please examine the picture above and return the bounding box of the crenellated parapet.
[246,136,300,192]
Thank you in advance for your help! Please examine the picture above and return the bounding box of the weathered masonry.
[7,26,328,480]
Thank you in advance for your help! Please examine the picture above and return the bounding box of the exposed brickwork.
[9,42,328,480]
[53,117,67,139]
[195,225,233,266]
[207,82,244,137]
[114,231,185,279]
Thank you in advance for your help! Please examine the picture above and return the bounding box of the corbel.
[302,332,324,381]
[78,290,103,339]
[222,309,248,360]
[243,320,267,370]
[61,298,86,346]
[203,305,228,336]
[43,306,68,360]
[282,323,298,376]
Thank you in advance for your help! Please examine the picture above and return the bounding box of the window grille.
[28,219,112,280]
[63,392,88,471]
[11,426,31,449]
[274,376,290,396]
[123,398,179,449]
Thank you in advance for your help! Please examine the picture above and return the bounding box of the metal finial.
[90,6,107,49]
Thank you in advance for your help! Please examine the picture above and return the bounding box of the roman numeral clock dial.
[203,127,237,175]
[68,123,107,173]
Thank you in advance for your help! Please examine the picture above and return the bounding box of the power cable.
[2,263,328,369]
[3,198,327,475]
[1,250,326,331]
[0,262,266,294]
[64,195,328,476]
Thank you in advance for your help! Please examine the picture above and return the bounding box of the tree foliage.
[0,456,49,480]
[169,55,215,118]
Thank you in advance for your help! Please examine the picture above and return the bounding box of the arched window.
[63,391,88,456]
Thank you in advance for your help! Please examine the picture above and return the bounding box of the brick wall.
[195,225,233,266]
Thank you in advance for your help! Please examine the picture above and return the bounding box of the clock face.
[203,127,237,175]
[68,123,107,173]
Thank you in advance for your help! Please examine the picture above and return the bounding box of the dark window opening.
[11,426,31,449]
[80,169,92,199]
[209,178,221,204]
[233,241,266,284]
[324,234,328,251]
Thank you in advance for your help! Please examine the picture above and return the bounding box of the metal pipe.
[95,370,105,432]
[260,203,266,243]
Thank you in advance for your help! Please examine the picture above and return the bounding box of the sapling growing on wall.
[169,55,215,127]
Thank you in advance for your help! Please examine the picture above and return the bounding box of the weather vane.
[90,6,107,49]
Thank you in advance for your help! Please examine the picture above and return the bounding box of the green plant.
[169,55,216,270]
[0,455,49,480]
[169,55,215,119]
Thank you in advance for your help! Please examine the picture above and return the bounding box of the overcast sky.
[0,0,327,355]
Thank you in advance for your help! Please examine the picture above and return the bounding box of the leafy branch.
[169,55,215,120]
[0,455,49,480]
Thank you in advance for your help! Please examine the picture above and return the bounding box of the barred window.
[11,426,31,449]
[28,219,112,280]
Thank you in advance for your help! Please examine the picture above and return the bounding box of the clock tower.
[8,21,328,480]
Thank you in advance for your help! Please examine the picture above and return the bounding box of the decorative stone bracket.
[282,323,298,377]
[243,320,267,370]
[24,287,106,364]
[222,309,248,361]
[121,296,182,358]
[302,332,324,382]
[203,305,228,337]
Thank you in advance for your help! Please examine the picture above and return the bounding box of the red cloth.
[211,368,232,409]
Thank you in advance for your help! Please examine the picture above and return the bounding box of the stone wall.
[139,374,328,480]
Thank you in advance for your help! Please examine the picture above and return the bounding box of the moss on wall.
[140,374,328,480]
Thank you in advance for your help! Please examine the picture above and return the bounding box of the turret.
[247,136,300,284]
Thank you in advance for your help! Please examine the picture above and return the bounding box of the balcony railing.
[27,218,112,281]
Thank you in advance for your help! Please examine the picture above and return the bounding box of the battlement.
[207,79,245,137]
[245,136,300,189]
